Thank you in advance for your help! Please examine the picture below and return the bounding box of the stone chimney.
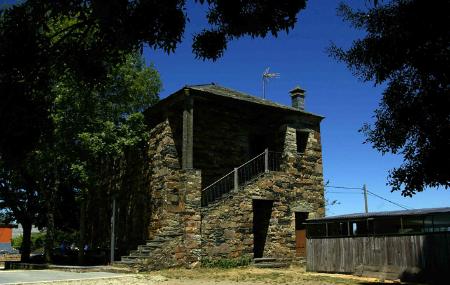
[289,86,306,110]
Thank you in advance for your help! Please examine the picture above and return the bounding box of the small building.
[121,83,326,268]
[305,207,450,281]
[0,224,14,252]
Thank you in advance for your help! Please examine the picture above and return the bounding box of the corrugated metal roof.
[187,84,324,118]
[307,207,450,222]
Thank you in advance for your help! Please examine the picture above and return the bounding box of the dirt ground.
[36,266,408,285]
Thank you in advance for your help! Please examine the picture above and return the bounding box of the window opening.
[296,131,309,153]
[433,213,450,232]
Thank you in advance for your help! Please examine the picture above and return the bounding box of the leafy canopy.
[0,0,306,166]
[0,50,161,261]
[330,0,450,196]
[52,52,161,187]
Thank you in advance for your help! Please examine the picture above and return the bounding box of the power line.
[325,185,363,190]
[325,184,413,210]
[366,190,412,210]
[326,191,363,194]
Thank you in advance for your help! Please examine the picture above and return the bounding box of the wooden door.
[295,212,308,257]
[295,229,306,257]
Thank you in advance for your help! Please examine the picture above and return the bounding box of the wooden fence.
[306,233,450,279]
[0,254,20,262]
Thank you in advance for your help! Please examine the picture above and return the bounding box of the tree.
[51,52,161,263]
[0,159,43,261]
[0,52,161,263]
[0,0,307,166]
[1,0,166,260]
[330,0,450,196]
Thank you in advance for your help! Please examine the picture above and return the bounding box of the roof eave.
[187,86,325,120]
[144,84,325,121]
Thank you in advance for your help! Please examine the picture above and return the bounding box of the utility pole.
[363,184,368,213]
[110,198,116,264]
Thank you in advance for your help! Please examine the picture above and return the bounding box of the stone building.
[121,83,325,268]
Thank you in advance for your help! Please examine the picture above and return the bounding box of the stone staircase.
[120,151,283,268]
[253,257,290,268]
[119,229,183,267]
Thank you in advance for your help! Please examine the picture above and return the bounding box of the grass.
[145,266,406,285]
[201,257,253,268]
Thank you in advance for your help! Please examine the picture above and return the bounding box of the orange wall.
[0,227,12,243]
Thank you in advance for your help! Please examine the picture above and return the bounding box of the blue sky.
[144,0,449,216]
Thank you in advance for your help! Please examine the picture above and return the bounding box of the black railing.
[201,149,282,206]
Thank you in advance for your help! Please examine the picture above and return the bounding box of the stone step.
[111,262,140,271]
[137,245,154,252]
[130,249,152,255]
[121,230,182,265]
[148,235,173,243]
[254,262,289,269]
[145,242,164,248]
[146,237,167,243]
[159,231,183,237]
[123,255,141,259]
[121,256,145,263]
[117,259,138,264]
[254,257,277,263]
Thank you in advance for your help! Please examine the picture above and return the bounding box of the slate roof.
[186,84,323,118]
[306,207,450,222]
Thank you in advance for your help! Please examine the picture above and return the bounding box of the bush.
[201,256,252,268]
[11,232,46,251]
[11,230,78,252]
[11,235,22,249]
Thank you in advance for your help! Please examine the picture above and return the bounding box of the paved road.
[0,270,127,284]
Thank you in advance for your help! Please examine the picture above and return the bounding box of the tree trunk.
[21,221,32,262]
[78,194,86,265]
[44,210,55,263]
[44,182,57,263]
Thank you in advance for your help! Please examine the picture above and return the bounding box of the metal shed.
[305,207,450,281]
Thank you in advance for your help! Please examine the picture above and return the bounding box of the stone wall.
[145,118,202,268]
[193,98,285,188]
[200,121,324,260]
[141,96,325,267]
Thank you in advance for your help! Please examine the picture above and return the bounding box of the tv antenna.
[262,67,280,99]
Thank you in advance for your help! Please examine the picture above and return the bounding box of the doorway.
[249,134,268,157]
[252,199,274,258]
[295,212,308,257]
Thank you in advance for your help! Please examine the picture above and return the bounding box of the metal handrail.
[201,149,282,206]
[235,150,266,169]
[201,169,236,193]
[202,151,266,193]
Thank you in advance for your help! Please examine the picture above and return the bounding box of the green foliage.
[52,51,160,188]
[1,0,306,164]
[330,0,450,196]
[1,47,161,261]
[11,230,78,251]
[1,3,161,259]
[192,1,306,60]
[49,51,160,253]
[201,257,253,268]
[11,235,22,249]
[0,210,13,224]
[12,232,46,251]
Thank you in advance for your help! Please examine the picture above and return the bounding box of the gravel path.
[0,267,398,285]
[0,270,127,285]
